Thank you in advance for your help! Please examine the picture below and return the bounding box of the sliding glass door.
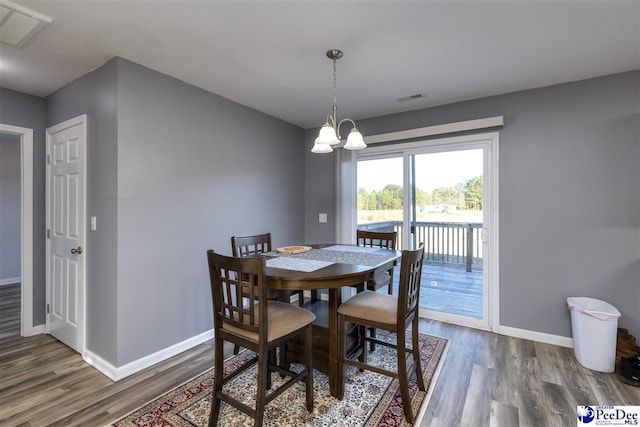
[355,133,498,330]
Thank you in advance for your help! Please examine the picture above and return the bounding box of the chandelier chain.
[332,56,338,127]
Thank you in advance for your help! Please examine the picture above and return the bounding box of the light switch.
[319,213,328,223]
[91,216,97,231]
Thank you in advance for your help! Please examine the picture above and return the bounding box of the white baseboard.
[24,324,45,336]
[19,323,44,337]
[83,349,118,381]
[498,325,573,348]
[84,329,214,381]
[0,277,20,286]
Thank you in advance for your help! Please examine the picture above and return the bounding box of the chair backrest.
[356,230,397,250]
[396,244,425,326]
[231,233,272,258]
[207,250,268,340]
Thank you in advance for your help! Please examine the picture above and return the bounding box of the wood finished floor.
[1,283,639,426]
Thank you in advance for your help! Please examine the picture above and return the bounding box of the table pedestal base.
[284,299,359,396]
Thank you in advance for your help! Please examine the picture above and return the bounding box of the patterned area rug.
[112,332,448,427]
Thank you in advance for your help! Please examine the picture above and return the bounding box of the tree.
[432,187,458,206]
[379,184,402,209]
[464,176,483,210]
[358,188,369,210]
[368,192,378,210]
[415,187,429,206]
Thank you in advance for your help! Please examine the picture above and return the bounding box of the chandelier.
[311,49,366,153]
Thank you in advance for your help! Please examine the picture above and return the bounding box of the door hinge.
[47,153,51,165]
[47,229,51,239]
[46,304,50,314]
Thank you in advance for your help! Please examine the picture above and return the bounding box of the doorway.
[0,124,34,337]
[356,133,499,330]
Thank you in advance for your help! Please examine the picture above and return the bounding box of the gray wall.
[0,87,47,325]
[114,59,305,364]
[0,133,21,281]
[305,71,640,339]
[46,58,119,363]
[46,58,305,366]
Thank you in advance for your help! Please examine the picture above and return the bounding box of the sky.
[357,149,483,192]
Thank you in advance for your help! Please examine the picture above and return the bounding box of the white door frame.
[0,124,35,336]
[45,114,87,354]
[346,132,500,332]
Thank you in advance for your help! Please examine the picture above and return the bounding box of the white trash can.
[567,297,621,373]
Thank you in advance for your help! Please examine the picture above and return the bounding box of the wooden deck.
[391,263,483,319]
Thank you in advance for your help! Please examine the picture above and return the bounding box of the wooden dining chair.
[232,233,305,306]
[231,233,306,356]
[356,229,397,294]
[356,229,398,350]
[206,250,315,427]
[337,244,425,424]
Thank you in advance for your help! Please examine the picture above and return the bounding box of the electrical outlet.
[430,281,438,287]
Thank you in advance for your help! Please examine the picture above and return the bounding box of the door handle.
[71,246,83,255]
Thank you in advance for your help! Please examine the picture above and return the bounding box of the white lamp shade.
[343,129,367,150]
[316,124,340,145]
[311,137,334,153]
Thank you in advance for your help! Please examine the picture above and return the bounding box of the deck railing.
[358,220,483,271]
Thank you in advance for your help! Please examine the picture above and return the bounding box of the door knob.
[71,246,83,255]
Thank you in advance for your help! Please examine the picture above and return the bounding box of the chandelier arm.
[335,118,357,140]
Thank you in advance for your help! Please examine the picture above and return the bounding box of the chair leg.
[337,315,346,400]
[397,330,414,423]
[233,344,240,355]
[254,351,268,427]
[305,325,314,411]
[266,349,274,390]
[412,322,426,391]
[359,324,367,367]
[369,326,377,352]
[366,282,377,352]
[209,336,225,427]
[280,341,291,372]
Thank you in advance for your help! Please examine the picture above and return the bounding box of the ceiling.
[1,0,638,129]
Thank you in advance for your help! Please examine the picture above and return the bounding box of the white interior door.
[46,115,86,353]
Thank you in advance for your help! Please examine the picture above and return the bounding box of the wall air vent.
[0,0,52,48]
[396,93,425,103]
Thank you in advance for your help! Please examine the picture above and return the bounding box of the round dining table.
[264,243,400,398]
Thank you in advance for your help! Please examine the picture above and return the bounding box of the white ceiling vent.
[396,93,425,103]
[0,0,52,48]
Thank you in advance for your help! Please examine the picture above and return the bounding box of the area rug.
[112,332,448,427]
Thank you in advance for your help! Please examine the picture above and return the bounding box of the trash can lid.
[567,297,621,320]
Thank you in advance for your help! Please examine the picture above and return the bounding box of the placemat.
[266,257,334,272]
